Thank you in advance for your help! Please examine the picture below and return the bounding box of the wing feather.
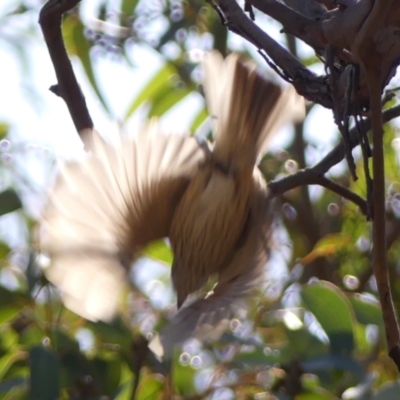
[40,125,206,321]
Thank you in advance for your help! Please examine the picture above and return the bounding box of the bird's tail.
[202,51,304,171]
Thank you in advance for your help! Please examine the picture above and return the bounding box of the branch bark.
[210,0,333,108]
[39,0,94,149]
[268,105,400,204]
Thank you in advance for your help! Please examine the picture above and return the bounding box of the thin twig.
[316,176,368,214]
[267,105,400,201]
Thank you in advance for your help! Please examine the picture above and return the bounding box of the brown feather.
[40,125,206,321]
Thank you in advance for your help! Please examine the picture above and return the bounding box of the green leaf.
[143,240,173,265]
[148,87,190,117]
[121,0,139,16]
[190,107,208,133]
[0,189,22,217]
[0,352,26,381]
[300,234,352,265]
[0,325,18,352]
[349,294,383,328]
[0,287,27,325]
[233,344,281,366]
[89,318,133,350]
[89,356,122,395]
[19,325,45,347]
[0,241,10,260]
[285,326,328,359]
[29,346,60,400]
[296,388,338,400]
[173,362,196,396]
[0,122,9,140]
[62,15,110,114]
[136,373,163,400]
[124,63,176,120]
[301,281,355,355]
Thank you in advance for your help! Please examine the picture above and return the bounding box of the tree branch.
[349,0,400,370]
[39,0,94,149]
[268,104,400,204]
[247,0,327,52]
[210,0,333,108]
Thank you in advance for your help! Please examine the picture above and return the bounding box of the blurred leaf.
[233,345,281,366]
[0,352,26,381]
[0,189,22,217]
[136,373,163,400]
[124,63,176,120]
[0,325,18,353]
[303,354,363,375]
[90,356,122,395]
[143,240,173,265]
[0,122,9,140]
[349,294,384,328]
[173,362,196,396]
[62,15,110,114]
[29,346,60,400]
[148,86,190,117]
[285,326,328,359]
[300,234,352,265]
[121,0,139,16]
[301,281,355,355]
[19,326,45,347]
[0,287,27,325]
[89,319,133,349]
[0,241,10,260]
[296,388,339,399]
[52,328,80,354]
[373,381,400,400]
[0,377,26,394]
[190,107,208,132]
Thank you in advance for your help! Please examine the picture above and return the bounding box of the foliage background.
[1,0,400,398]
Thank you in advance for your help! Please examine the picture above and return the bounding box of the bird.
[38,51,304,357]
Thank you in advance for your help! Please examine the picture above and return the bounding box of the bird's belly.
[169,167,251,302]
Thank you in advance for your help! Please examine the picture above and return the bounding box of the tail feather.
[202,51,305,169]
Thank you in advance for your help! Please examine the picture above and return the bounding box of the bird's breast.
[169,164,252,304]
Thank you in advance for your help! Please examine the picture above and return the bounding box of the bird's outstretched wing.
[202,51,305,169]
[39,123,206,321]
[149,176,271,359]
